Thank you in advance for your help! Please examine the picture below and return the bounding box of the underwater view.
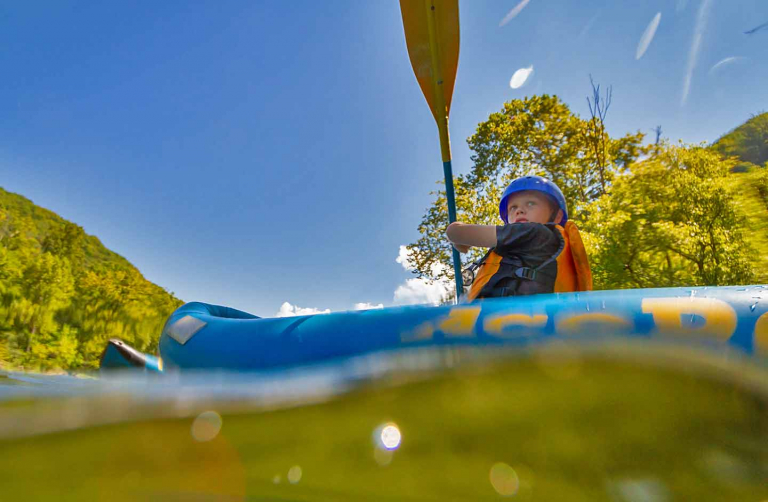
[2,345,768,501]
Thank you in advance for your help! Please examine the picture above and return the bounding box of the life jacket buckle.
[514,267,538,281]
[462,267,476,287]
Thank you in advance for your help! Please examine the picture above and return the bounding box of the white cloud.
[499,0,532,27]
[636,12,661,60]
[393,278,451,306]
[273,247,454,315]
[392,245,452,306]
[275,302,330,318]
[510,66,534,89]
[354,302,384,310]
[395,245,414,270]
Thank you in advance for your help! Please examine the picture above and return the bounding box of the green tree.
[1,187,183,371]
[407,95,761,292]
[62,266,180,366]
[6,252,75,353]
[42,221,86,268]
[406,94,644,286]
[580,144,755,288]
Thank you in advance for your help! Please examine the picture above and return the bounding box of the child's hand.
[446,221,496,251]
[453,243,470,253]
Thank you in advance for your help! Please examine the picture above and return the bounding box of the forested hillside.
[0,188,182,371]
[714,112,768,282]
[712,112,768,169]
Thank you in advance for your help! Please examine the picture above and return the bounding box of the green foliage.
[582,144,755,288]
[465,94,644,216]
[0,187,183,371]
[711,112,768,283]
[724,167,768,283]
[712,112,768,166]
[407,95,645,288]
[408,96,767,292]
[755,168,768,208]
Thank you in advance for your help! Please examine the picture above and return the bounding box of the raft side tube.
[157,286,768,371]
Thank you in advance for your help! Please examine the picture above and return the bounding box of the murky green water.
[1,345,767,501]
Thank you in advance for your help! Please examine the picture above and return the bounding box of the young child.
[446,175,592,300]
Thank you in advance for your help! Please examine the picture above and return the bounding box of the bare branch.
[653,125,663,145]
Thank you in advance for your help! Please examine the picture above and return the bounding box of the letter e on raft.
[641,297,737,340]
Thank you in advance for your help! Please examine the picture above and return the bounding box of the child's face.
[505,190,558,224]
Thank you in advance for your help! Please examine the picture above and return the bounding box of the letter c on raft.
[641,297,737,340]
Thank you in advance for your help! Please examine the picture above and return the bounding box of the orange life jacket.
[465,221,592,301]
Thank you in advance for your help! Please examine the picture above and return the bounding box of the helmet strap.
[548,207,560,224]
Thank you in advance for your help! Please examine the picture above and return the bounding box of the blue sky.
[1,0,766,317]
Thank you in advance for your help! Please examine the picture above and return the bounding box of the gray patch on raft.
[166,315,207,345]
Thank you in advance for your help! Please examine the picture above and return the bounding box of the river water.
[1,342,767,501]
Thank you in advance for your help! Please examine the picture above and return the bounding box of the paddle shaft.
[424,0,464,299]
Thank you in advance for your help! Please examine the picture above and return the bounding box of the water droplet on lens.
[374,447,394,466]
[191,411,222,442]
[287,465,302,484]
[374,422,402,451]
[509,66,534,89]
[490,462,520,496]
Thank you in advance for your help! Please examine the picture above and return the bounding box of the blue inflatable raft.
[100,286,767,372]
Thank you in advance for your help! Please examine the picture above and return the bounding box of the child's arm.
[446,222,497,253]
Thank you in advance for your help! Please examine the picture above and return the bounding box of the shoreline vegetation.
[0,187,182,372]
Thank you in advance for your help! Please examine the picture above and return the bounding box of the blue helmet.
[499,175,568,225]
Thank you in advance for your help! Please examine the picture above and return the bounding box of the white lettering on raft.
[641,297,737,340]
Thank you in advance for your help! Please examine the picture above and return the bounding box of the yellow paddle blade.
[400,0,460,122]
